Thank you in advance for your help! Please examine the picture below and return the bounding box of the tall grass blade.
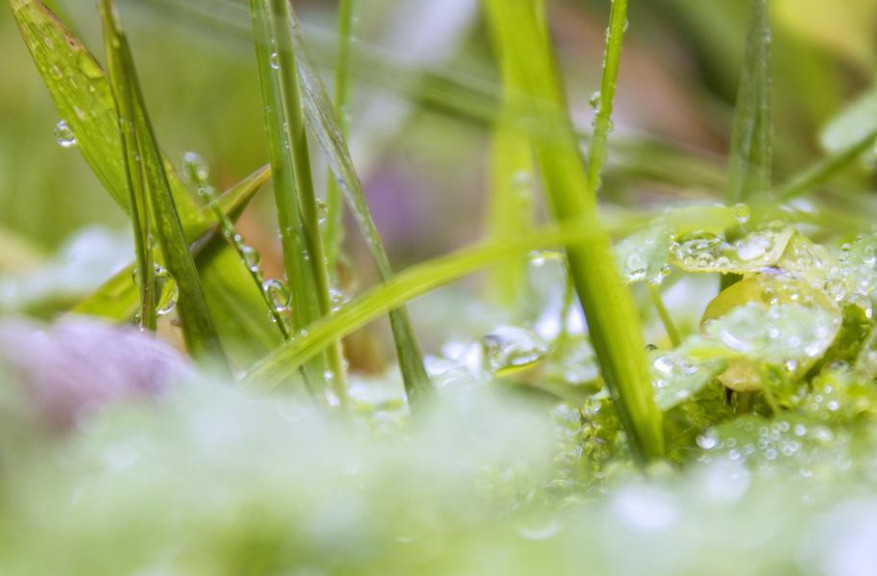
[12,0,281,367]
[323,0,358,275]
[289,11,434,405]
[482,0,663,461]
[244,225,607,390]
[100,0,156,331]
[100,0,227,369]
[587,0,627,192]
[727,0,773,204]
[484,34,535,311]
[249,0,348,405]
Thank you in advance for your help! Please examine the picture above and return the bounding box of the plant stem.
[648,285,681,348]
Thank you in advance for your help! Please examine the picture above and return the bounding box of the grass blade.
[100,0,227,369]
[244,225,606,390]
[482,0,663,461]
[777,127,877,200]
[249,0,348,405]
[587,0,628,192]
[12,0,282,367]
[74,166,270,318]
[289,11,434,406]
[10,0,202,225]
[484,30,535,311]
[100,0,156,331]
[323,0,358,275]
[727,0,773,204]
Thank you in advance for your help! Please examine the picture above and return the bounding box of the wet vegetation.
[3,0,877,574]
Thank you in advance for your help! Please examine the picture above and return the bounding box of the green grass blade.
[777,127,877,200]
[249,0,348,404]
[244,225,606,390]
[99,0,156,331]
[10,0,203,226]
[324,0,358,275]
[289,12,434,406]
[727,0,773,204]
[484,30,535,312]
[587,0,628,192]
[482,0,663,461]
[100,0,227,369]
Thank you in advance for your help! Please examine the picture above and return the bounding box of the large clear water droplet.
[55,120,77,148]
[155,266,178,316]
[481,326,548,376]
[263,279,291,312]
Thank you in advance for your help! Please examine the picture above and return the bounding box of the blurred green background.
[1,0,874,264]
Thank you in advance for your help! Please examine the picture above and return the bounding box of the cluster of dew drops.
[180,152,294,323]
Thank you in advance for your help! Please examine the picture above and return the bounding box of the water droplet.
[181,151,209,187]
[733,203,751,224]
[239,244,261,271]
[55,120,77,148]
[316,199,329,225]
[263,279,291,312]
[481,326,548,375]
[270,52,280,69]
[589,91,601,110]
[624,252,648,281]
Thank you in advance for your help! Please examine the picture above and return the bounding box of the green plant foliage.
[10,0,877,574]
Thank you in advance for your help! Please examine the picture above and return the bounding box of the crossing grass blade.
[12,0,281,367]
[288,10,434,406]
[244,225,605,390]
[482,0,663,461]
[99,0,227,369]
[73,166,269,319]
[727,0,773,204]
[777,127,877,200]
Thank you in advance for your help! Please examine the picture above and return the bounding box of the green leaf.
[727,0,773,204]
[99,0,227,368]
[698,274,842,391]
[649,347,726,411]
[9,0,203,226]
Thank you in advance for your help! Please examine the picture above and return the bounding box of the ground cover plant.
[4,0,877,574]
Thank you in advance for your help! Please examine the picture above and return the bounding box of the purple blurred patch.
[0,317,193,432]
